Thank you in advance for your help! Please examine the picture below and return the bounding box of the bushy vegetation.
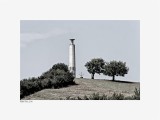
[64,88,140,100]
[20,63,75,99]
[132,87,140,100]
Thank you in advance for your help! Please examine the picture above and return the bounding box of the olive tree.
[103,61,129,81]
[85,58,105,79]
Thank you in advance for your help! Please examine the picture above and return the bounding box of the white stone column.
[69,39,76,77]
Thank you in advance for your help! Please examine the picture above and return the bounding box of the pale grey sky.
[20,20,140,82]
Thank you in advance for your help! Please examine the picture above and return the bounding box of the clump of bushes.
[108,93,125,100]
[64,88,140,100]
[132,88,140,100]
[20,63,75,99]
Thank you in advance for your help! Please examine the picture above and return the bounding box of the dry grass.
[22,78,140,100]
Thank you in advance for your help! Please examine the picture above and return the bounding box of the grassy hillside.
[22,78,140,100]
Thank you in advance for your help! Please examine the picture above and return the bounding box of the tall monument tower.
[69,39,76,77]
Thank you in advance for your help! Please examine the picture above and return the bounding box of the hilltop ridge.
[22,78,140,100]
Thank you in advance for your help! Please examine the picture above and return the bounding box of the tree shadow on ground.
[110,80,135,84]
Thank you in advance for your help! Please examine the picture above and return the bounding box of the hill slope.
[22,78,140,100]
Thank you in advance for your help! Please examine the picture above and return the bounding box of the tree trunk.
[112,75,115,81]
[91,73,94,79]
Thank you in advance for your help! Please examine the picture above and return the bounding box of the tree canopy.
[85,58,105,79]
[103,60,129,81]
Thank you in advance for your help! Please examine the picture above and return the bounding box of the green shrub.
[108,93,124,100]
[64,89,140,100]
[66,96,71,100]
[40,79,51,89]
[20,63,75,99]
[100,94,108,100]
[132,88,140,100]
[88,93,108,100]
[83,95,89,100]
[52,63,69,72]
[77,96,82,100]
[89,93,101,100]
